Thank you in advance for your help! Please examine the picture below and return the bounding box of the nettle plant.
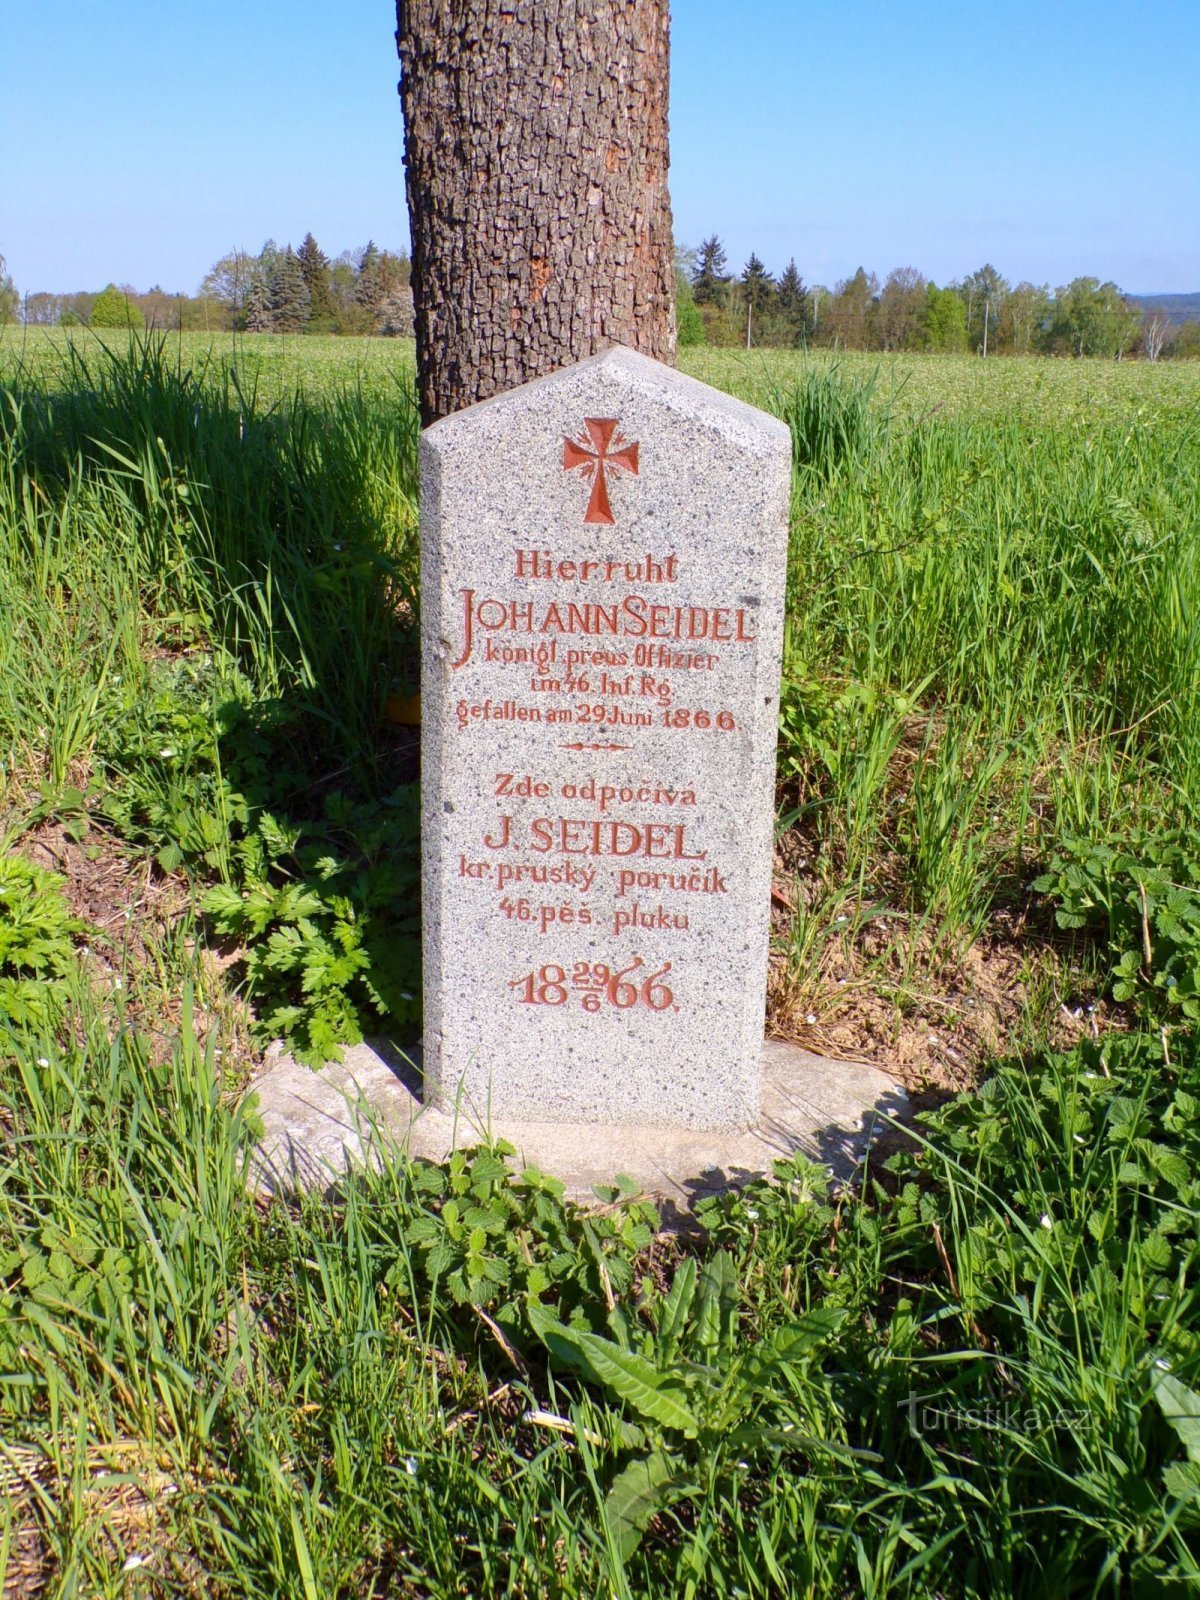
[400,1145,657,1320]
[1035,829,1200,1023]
[0,1222,136,1384]
[96,662,423,1065]
[0,854,85,1029]
[201,784,422,1066]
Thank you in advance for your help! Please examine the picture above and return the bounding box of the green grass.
[5,324,1200,420]
[2,331,1200,1594]
[780,369,1200,908]
[4,963,1200,1593]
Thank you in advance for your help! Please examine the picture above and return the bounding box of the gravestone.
[421,346,791,1130]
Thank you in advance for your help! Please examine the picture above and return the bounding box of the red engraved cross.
[562,418,639,525]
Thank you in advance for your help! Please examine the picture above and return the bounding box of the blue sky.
[4,0,1197,297]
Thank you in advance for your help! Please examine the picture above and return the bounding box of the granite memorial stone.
[420,347,792,1129]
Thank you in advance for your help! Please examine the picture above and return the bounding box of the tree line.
[5,236,413,336]
[678,238,1199,360]
[4,234,1196,360]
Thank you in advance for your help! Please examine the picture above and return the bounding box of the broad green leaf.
[463,1203,507,1233]
[757,1306,847,1367]
[527,1302,698,1435]
[156,841,184,874]
[656,1257,696,1361]
[1164,1461,1200,1500]
[469,1152,510,1184]
[604,1451,684,1560]
[1155,1369,1200,1463]
[694,1250,738,1363]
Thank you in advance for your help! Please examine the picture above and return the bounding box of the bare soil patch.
[18,816,188,967]
[13,815,258,1078]
[767,850,1114,1102]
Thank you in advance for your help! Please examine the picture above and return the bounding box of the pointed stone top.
[424,344,790,461]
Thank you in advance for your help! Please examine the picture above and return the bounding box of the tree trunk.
[396,0,675,425]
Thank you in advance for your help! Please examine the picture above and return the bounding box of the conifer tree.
[269,247,311,333]
[741,253,775,314]
[297,233,335,328]
[243,273,274,333]
[356,240,382,313]
[691,235,729,305]
[776,259,813,344]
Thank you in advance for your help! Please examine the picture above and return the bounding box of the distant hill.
[1128,292,1200,325]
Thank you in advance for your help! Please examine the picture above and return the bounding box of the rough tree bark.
[396,0,675,425]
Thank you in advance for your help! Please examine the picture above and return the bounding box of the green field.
[3,331,1200,1595]
[6,325,1200,419]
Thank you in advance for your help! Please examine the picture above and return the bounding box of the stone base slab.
[245,1040,907,1214]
